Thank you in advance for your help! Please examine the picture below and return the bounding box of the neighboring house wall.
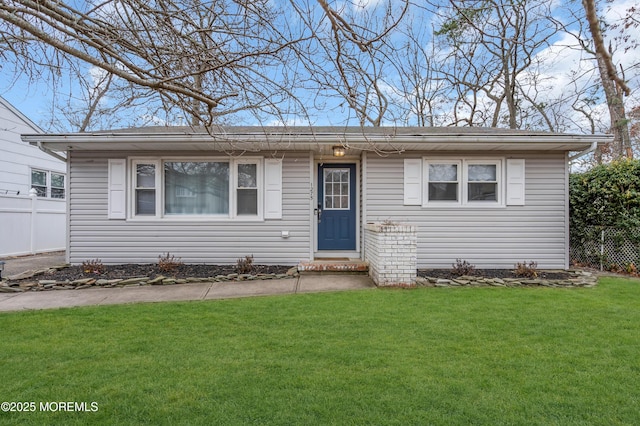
[0,98,65,195]
[0,97,66,257]
[364,151,568,269]
[67,151,311,265]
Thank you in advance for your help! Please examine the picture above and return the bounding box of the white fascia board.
[21,130,613,153]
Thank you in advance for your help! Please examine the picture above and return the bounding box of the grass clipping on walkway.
[1,277,639,424]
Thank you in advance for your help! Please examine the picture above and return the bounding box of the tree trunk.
[583,0,632,159]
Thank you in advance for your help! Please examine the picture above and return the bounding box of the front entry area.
[317,163,357,251]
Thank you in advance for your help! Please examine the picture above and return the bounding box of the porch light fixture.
[0,261,4,280]
[332,145,346,157]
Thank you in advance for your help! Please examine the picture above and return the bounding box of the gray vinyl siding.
[364,152,569,269]
[68,151,311,265]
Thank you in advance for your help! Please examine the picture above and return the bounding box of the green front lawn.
[1,277,639,425]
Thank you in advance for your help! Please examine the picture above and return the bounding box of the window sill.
[421,203,506,209]
[126,216,265,222]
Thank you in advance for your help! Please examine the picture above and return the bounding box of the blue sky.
[1,0,639,132]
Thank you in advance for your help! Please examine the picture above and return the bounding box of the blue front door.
[318,163,357,251]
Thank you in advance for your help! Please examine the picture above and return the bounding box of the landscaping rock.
[75,284,93,290]
[148,277,165,285]
[119,277,149,285]
[415,277,430,286]
[419,270,598,289]
[71,278,96,285]
[0,286,24,292]
[7,271,36,281]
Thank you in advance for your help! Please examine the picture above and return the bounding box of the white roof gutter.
[37,141,67,163]
[568,141,598,162]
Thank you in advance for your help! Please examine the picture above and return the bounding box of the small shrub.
[451,259,475,276]
[514,261,538,278]
[82,259,106,275]
[625,262,638,276]
[236,255,254,274]
[158,252,183,273]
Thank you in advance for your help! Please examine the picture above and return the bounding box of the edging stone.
[0,268,299,292]
[415,270,598,288]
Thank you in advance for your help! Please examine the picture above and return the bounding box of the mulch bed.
[30,264,292,283]
[418,269,573,280]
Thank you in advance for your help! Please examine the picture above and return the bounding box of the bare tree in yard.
[556,0,636,162]
[391,21,450,127]
[290,0,409,127]
[581,0,633,160]
[0,0,410,131]
[0,0,312,129]
[428,0,560,129]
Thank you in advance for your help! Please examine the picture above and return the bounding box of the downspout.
[37,141,68,163]
[568,142,598,162]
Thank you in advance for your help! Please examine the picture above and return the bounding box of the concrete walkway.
[0,274,375,312]
[0,252,376,312]
[0,251,67,277]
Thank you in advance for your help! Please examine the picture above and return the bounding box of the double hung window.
[31,169,66,199]
[427,163,459,202]
[467,163,498,202]
[135,163,157,215]
[236,162,258,216]
[424,159,502,206]
[31,170,47,197]
[51,173,66,199]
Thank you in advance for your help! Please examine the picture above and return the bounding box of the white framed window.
[466,160,501,204]
[236,160,261,216]
[164,161,229,216]
[51,173,66,199]
[426,161,461,203]
[128,157,265,220]
[323,168,350,210]
[30,169,66,199]
[133,161,159,216]
[423,158,503,207]
[31,169,47,197]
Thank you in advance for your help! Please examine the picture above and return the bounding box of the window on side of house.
[426,162,460,203]
[466,161,500,203]
[134,162,158,216]
[51,173,65,199]
[423,159,503,207]
[130,158,265,219]
[31,169,47,197]
[236,161,259,216]
[31,169,66,199]
[164,161,229,215]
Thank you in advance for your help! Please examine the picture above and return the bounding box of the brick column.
[364,223,417,286]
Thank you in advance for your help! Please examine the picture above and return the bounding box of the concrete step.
[298,259,369,275]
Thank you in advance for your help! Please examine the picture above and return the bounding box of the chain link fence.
[570,227,640,271]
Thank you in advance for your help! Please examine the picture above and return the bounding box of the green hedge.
[570,159,640,232]
[570,159,640,271]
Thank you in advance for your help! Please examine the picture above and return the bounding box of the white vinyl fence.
[0,193,66,257]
